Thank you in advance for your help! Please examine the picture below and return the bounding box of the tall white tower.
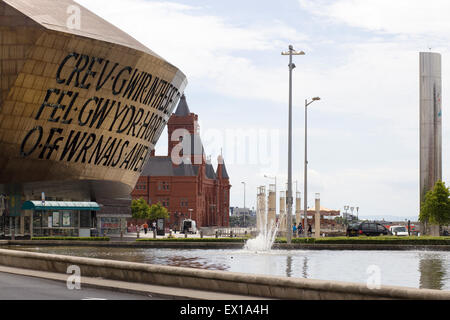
[419,52,442,206]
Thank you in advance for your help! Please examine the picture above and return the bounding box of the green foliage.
[289,236,450,245]
[135,236,450,245]
[131,198,150,219]
[136,237,249,242]
[420,180,450,226]
[148,202,169,221]
[334,216,344,225]
[31,237,110,241]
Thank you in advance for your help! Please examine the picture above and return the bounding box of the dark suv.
[346,222,391,237]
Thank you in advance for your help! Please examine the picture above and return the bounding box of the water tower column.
[315,193,320,239]
[256,186,266,233]
[419,52,442,235]
[279,191,286,232]
[267,184,276,230]
[295,192,301,226]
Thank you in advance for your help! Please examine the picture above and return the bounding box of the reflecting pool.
[9,246,450,290]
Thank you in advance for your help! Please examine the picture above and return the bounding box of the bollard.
[120,231,123,240]
[185,232,187,238]
[215,230,218,238]
[230,230,233,238]
[200,231,203,238]
[136,229,139,239]
[169,230,172,237]
[153,229,156,239]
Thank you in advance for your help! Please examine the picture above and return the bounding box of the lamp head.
[312,97,321,101]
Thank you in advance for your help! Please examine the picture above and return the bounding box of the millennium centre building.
[0,0,187,238]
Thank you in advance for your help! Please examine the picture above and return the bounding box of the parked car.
[346,223,361,237]
[346,222,391,237]
[389,225,409,236]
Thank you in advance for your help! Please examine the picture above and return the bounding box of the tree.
[334,216,345,225]
[420,180,450,229]
[148,202,169,221]
[131,198,150,219]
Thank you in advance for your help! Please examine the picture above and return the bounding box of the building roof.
[22,200,100,211]
[221,162,230,179]
[306,206,340,216]
[205,161,217,179]
[217,154,229,179]
[141,157,173,176]
[173,161,196,176]
[174,94,191,116]
[3,0,168,60]
[141,157,197,177]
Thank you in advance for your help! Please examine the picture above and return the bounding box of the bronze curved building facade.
[0,0,187,237]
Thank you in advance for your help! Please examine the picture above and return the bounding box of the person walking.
[143,222,148,234]
[298,222,303,236]
[292,223,297,238]
[308,224,312,237]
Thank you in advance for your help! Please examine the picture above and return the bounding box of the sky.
[76,0,450,220]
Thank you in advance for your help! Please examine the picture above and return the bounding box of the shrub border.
[31,237,110,241]
[136,236,450,245]
[285,236,450,245]
[136,237,249,243]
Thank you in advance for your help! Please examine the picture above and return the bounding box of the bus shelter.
[22,201,100,237]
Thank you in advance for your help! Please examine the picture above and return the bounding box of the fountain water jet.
[243,204,286,252]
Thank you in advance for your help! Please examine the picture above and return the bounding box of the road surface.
[0,272,157,300]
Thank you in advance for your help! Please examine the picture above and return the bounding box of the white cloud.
[299,0,450,40]
[73,0,450,217]
[75,0,307,103]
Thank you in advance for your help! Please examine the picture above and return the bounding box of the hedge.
[136,237,250,243]
[31,237,110,241]
[135,236,450,245]
[282,236,450,245]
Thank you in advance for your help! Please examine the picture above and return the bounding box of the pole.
[244,183,246,227]
[281,45,304,243]
[315,194,320,238]
[287,46,293,244]
[242,182,246,227]
[304,99,308,237]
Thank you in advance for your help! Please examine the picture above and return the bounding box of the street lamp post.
[303,97,321,237]
[282,45,305,244]
[241,181,246,227]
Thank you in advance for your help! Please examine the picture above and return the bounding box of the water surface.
[9,246,450,290]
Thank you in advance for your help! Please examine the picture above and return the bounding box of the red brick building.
[131,95,231,229]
